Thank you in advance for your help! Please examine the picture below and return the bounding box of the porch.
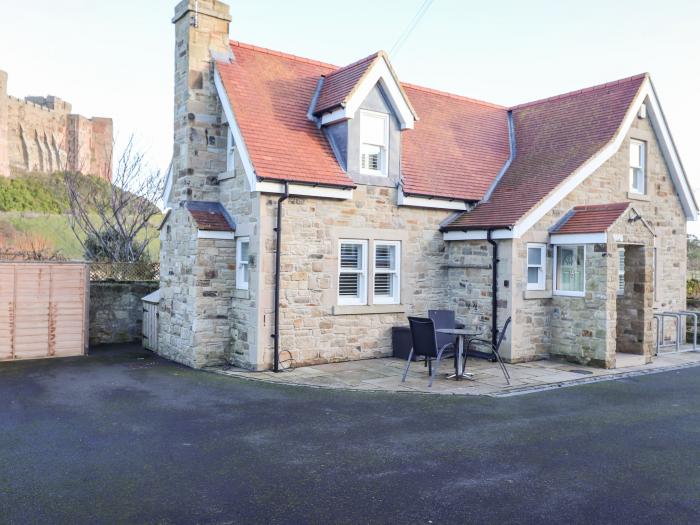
[213,346,700,396]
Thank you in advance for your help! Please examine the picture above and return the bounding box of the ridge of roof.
[402,83,505,110]
[230,40,337,70]
[231,41,505,111]
[322,51,382,80]
[571,202,630,212]
[510,72,648,110]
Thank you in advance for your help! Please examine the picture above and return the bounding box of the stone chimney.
[171,0,232,205]
[0,71,8,177]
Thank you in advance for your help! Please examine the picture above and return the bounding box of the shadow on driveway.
[1,344,699,524]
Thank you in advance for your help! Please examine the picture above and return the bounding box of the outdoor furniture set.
[401,310,511,387]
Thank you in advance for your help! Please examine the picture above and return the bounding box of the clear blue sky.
[1,0,698,229]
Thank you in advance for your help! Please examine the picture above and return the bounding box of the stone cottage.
[158,0,697,370]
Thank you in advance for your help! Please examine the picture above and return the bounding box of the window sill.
[627,191,649,202]
[233,288,250,299]
[553,291,585,298]
[333,304,406,316]
[524,290,552,300]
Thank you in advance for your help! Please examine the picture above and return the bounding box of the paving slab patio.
[212,346,700,396]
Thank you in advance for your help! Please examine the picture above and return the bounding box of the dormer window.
[360,110,388,176]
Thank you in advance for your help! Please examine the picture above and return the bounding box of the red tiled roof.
[216,42,510,200]
[216,42,354,188]
[444,74,647,230]
[551,202,630,234]
[401,85,510,200]
[313,52,380,115]
[186,201,236,232]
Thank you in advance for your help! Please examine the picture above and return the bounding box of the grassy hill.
[0,172,160,260]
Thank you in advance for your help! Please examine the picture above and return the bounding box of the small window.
[629,139,646,194]
[527,244,546,291]
[360,110,388,176]
[236,237,250,290]
[227,128,236,172]
[554,245,585,296]
[618,247,625,295]
[373,241,400,304]
[338,240,368,305]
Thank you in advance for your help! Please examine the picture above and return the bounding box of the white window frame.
[629,139,646,194]
[236,236,250,290]
[338,239,368,306]
[359,110,389,177]
[526,243,547,291]
[617,247,625,295]
[372,241,401,305]
[553,245,586,297]
[226,128,236,172]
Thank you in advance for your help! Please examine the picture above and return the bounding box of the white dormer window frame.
[359,110,389,177]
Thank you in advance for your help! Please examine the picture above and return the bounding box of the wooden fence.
[0,262,88,361]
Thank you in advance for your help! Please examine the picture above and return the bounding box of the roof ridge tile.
[230,40,337,69]
[402,83,505,109]
[322,51,382,79]
[510,73,648,110]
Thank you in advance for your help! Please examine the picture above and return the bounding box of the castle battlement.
[0,70,113,179]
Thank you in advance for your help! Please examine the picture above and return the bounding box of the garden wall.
[89,281,158,345]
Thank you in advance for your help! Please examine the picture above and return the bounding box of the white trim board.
[442,229,513,241]
[319,55,416,130]
[197,230,235,240]
[550,233,607,245]
[397,190,468,211]
[253,180,353,199]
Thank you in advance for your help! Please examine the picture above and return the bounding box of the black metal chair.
[465,317,511,384]
[428,309,458,369]
[402,317,454,387]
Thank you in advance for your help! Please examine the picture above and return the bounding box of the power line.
[389,0,435,58]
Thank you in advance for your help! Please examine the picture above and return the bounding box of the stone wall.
[0,71,8,177]
[89,281,158,345]
[549,245,612,367]
[170,0,230,204]
[254,185,450,369]
[218,151,260,368]
[159,207,199,367]
[0,70,112,178]
[616,245,647,355]
[446,240,513,353]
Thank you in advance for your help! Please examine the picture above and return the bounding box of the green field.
[0,172,160,260]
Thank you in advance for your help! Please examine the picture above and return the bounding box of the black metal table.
[436,328,480,380]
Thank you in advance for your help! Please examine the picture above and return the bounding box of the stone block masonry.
[89,281,158,345]
[0,70,113,179]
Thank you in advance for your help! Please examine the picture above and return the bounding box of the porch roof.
[550,202,630,235]
[185,201,236,232]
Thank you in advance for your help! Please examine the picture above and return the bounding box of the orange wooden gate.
[0,262,88,361]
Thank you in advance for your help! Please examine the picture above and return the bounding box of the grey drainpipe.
[486,229,499,347]
[272,181,290,372]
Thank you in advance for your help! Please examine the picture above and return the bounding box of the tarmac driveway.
[1,344,699,524]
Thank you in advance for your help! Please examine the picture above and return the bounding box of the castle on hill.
[0,70,112,180]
